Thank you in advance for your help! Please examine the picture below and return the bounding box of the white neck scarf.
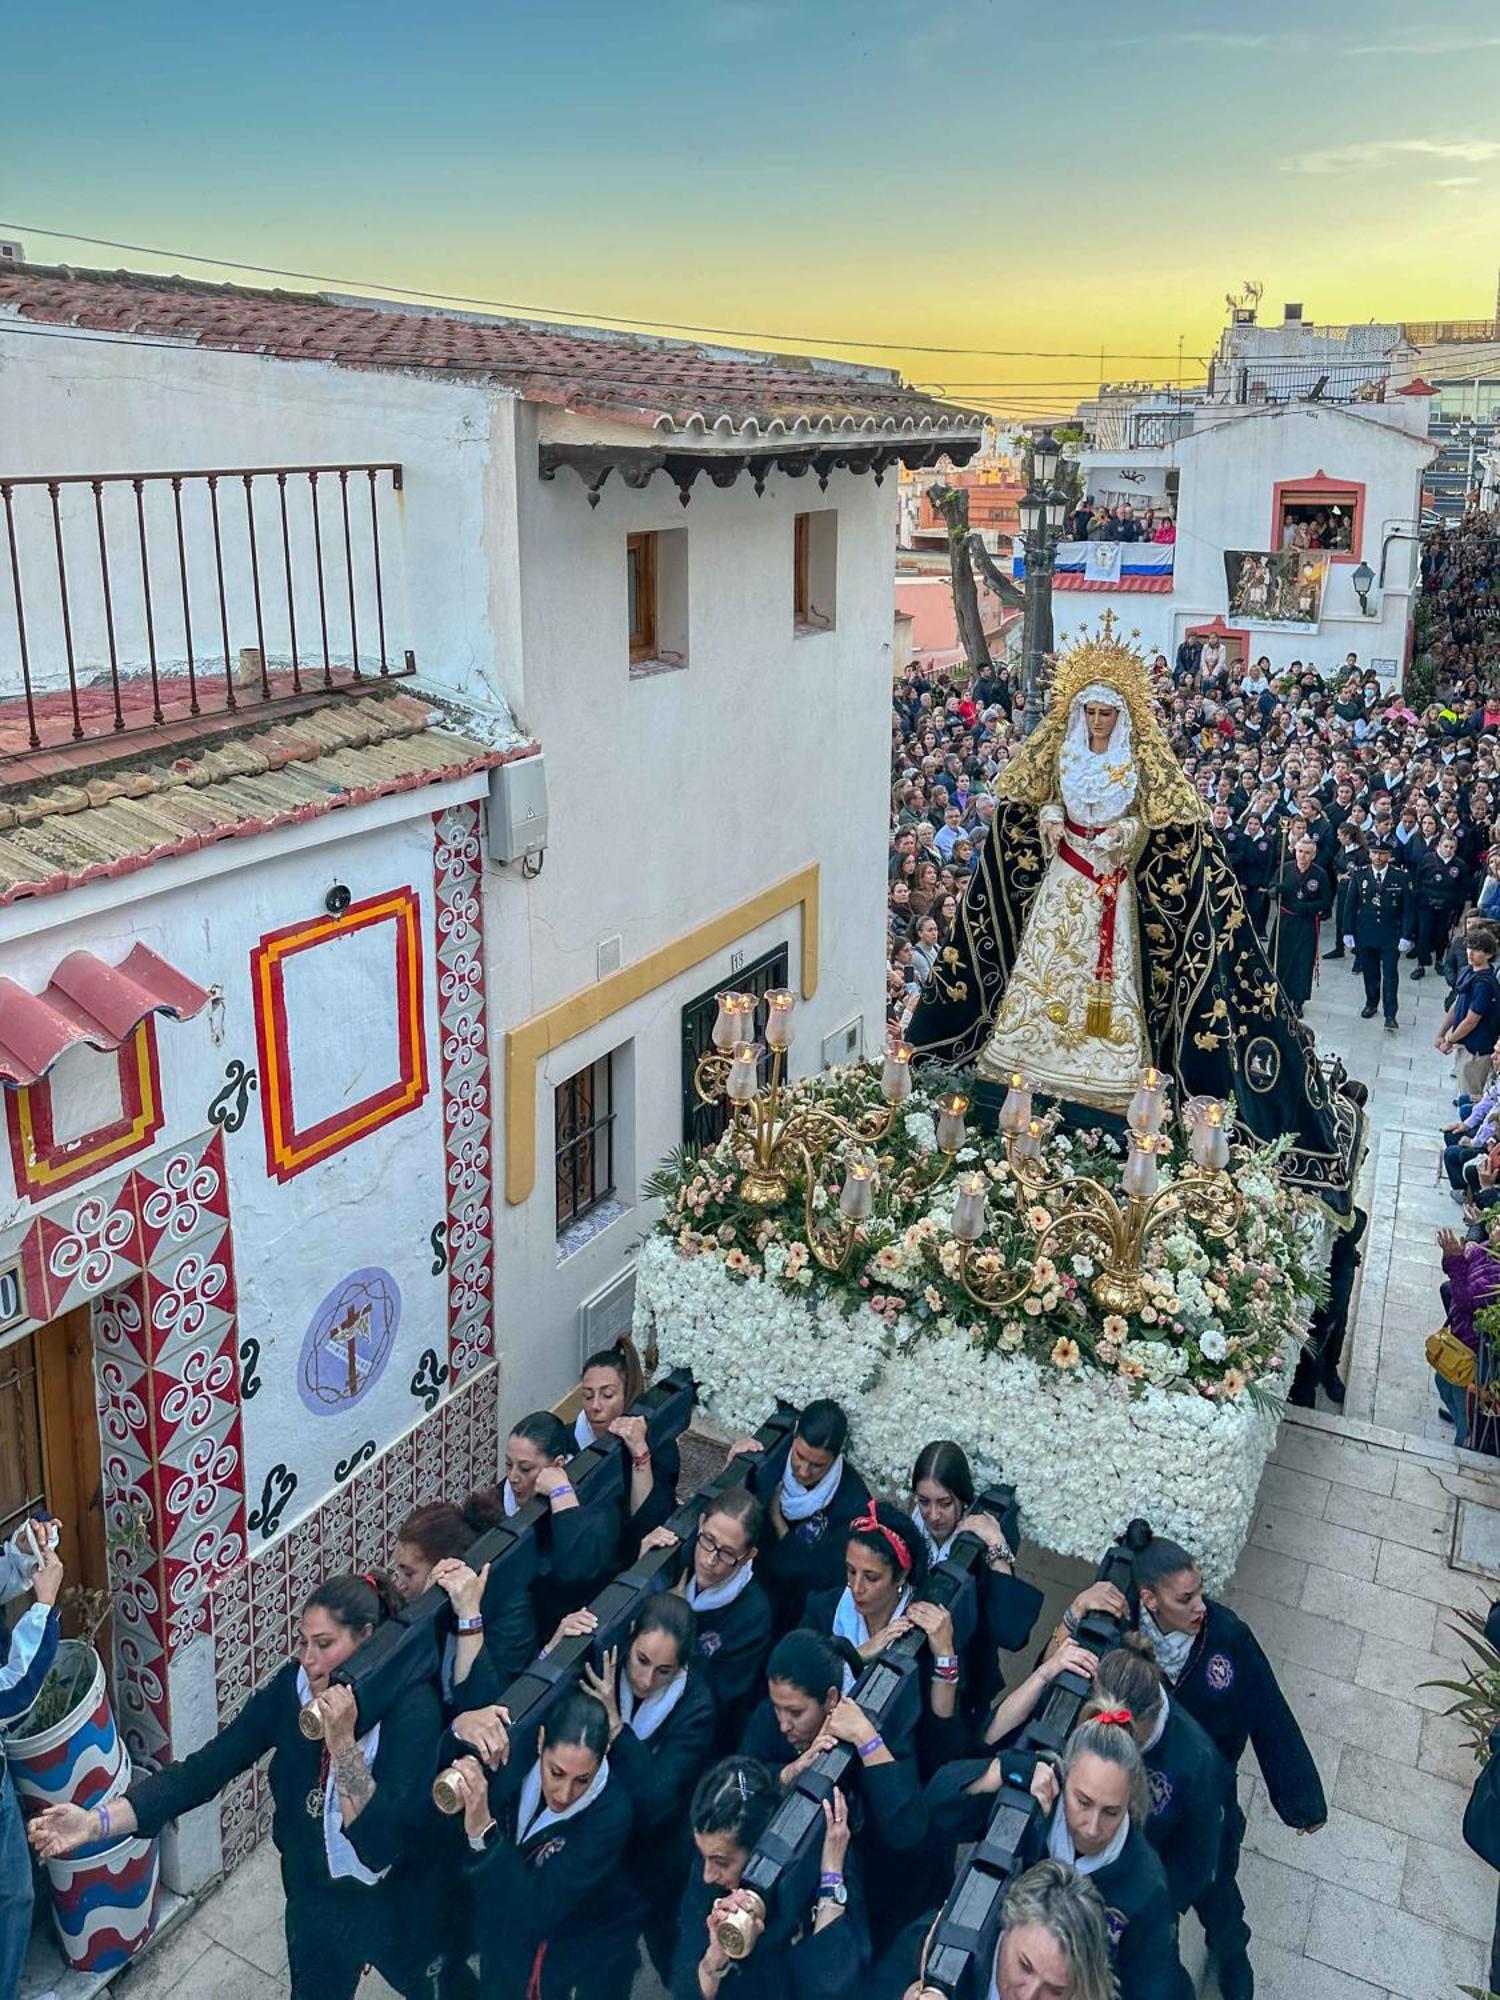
[1058,683,1138,825]
[1140,1606,1194,1684]
[619,1668,689,1743]
[574,1411,598,1450]
[1142,1688,1170,1754]
[910,1509,956,1565]
[1046,1796,1130,1877]
[503,1480,520,1518]
[832,1585,910,1650]
[684,1557,755,1615]
[295,1668,385,1885]
[517,1753,611,1847]
[780,1452,844,1524]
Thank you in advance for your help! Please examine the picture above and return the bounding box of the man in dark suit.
[1341,833,1416,1032]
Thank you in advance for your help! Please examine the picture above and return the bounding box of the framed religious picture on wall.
[1223,549,1328,633]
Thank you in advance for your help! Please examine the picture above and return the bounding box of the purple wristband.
[856,1733,885,1761]
[97,1802,111,1841]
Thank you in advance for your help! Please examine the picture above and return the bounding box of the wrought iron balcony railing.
[0,463,413,763]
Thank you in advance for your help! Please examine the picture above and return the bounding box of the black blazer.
[747,1445,871,1628]
[669,1863,870,1999]
[688,1571,774,1747]
[1164,1599,1325,1831]
[128,1661,442,1913]
[468,1758,641,1998]
[1142,1699,1231,1914]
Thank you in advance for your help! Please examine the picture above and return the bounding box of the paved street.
[25,943,1499,2000]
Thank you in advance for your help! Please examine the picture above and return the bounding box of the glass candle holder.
[998,1072,1033,1135]
[951,1172,988,1242]
[726,1043,761,1103]
[1189,1100,1230,1172]
[1013,1117,1045,1164]
[712,992,754,1051]
[763,989,797,1052]
[881,1045,914,1103]
[839,1157,875,1221]
[1122,1132,1161,1198]
[935,1093,970,1155]
[1127,1068,1167,1136]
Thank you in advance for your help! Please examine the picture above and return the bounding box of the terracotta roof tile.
[0,688,516,906]
[0,263,986,442]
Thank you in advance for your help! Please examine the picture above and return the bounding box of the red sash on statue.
[1057,821,1125,1037]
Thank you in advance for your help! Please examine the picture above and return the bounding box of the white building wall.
[1057,404,1434,683]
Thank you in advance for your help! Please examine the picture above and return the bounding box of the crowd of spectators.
[1065,497,1176,544]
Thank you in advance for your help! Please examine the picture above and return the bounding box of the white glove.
[1399,939,1413,955]
[1342,934,1354,949]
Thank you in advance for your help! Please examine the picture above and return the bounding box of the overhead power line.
[0,219,1200,364]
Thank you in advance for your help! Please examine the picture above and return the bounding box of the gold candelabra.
[800,1087,973,1271]
[694,990,928,1208]
[949,1070,1243,1319]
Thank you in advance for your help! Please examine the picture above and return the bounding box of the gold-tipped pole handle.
[432,1764,466,1815]
[715,1889,767,1959]
[297,1698,326,1742]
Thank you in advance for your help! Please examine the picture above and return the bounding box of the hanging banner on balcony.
[1013,540,1173,583]
[1223,550,1329,632]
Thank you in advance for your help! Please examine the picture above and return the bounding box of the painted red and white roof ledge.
[0,944,210,1087]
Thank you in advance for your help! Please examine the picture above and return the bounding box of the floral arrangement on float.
[636,1016,1327,1586]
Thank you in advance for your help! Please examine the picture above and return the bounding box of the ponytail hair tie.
[851,1501,912,1574]
[361,1572,378,1588]
[1094,1707,1133,1728]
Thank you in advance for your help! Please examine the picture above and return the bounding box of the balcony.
[0,464,413,775]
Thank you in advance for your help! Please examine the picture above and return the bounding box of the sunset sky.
[6,0,1500,418]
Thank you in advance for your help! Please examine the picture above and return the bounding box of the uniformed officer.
[1413,832,1471,979]
[1273,835,1332,1015]
[1340,832,1415,1031]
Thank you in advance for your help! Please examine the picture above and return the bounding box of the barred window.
[555,1054,616,1232]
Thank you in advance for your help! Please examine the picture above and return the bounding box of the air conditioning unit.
[578,1268,637,1369]
[0,241,24,266]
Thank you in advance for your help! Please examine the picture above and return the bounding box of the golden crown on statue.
[1048,610,1159,717]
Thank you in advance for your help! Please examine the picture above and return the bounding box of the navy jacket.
[1341,864,1415,950]
[1165,1599,1325,1830]
[747,1446,871,1629]
[689,1571,775,1749]
[1142,1698,1231,1914]
[669,1861,870,1999]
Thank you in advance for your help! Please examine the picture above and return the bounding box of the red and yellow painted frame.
[252,886,429,1184]
[5,1019,165,1198]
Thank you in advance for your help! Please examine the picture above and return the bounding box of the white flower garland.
[635,1233,1313,1588]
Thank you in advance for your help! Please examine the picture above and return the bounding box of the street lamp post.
[1018,428,1069,738]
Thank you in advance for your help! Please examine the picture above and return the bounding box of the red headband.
[361,1572,378,1591]
[851,1502,912,1574]
[1094,1708,1133,1728]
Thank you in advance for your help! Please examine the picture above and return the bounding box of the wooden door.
[0,1309,108,1647]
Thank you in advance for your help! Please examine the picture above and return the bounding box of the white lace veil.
[1058,682,1138,823]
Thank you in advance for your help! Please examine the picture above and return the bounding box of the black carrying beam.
[917,1517,1152,1999]
[309,1370,698,1736]
[731,1514,998,1951]
[438,1404,797,1772]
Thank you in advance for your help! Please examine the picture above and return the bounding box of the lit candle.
[951,1171,988,1242]
[1127,1067,1167,1137]
[726,1043,761,1103]
[935,1093,970,1154]
[713,991,753,1051]
[998,1071,1033,1135]
[1013,1117,1045,1164]
[763,989,797,1052]
[839,1157,875,1221]
[881,1044,914,1103]
[1189,1100,1231,1172]
[1122,1132,1161,1198]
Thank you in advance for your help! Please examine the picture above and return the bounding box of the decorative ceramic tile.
[432,805,496,1381]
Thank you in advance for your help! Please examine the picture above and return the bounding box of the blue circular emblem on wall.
[298,1268,401,1413]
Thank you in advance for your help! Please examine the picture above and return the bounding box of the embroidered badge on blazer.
[795,1514,828,1544]
[1105,1908,1128,1946]
[530,1836,568,1866]
[1148,1767,1174,1815]
[1205,1653,1235,1692]
[698,1631,724,1658]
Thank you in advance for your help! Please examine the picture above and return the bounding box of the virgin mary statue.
[908,625,1363,1214]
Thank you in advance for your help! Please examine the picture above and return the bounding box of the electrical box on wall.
[822,1017,863,1067]
[578,1268,636,1369]
[487,754,549,864]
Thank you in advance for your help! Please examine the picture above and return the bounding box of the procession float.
[635,627,1366,1583]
